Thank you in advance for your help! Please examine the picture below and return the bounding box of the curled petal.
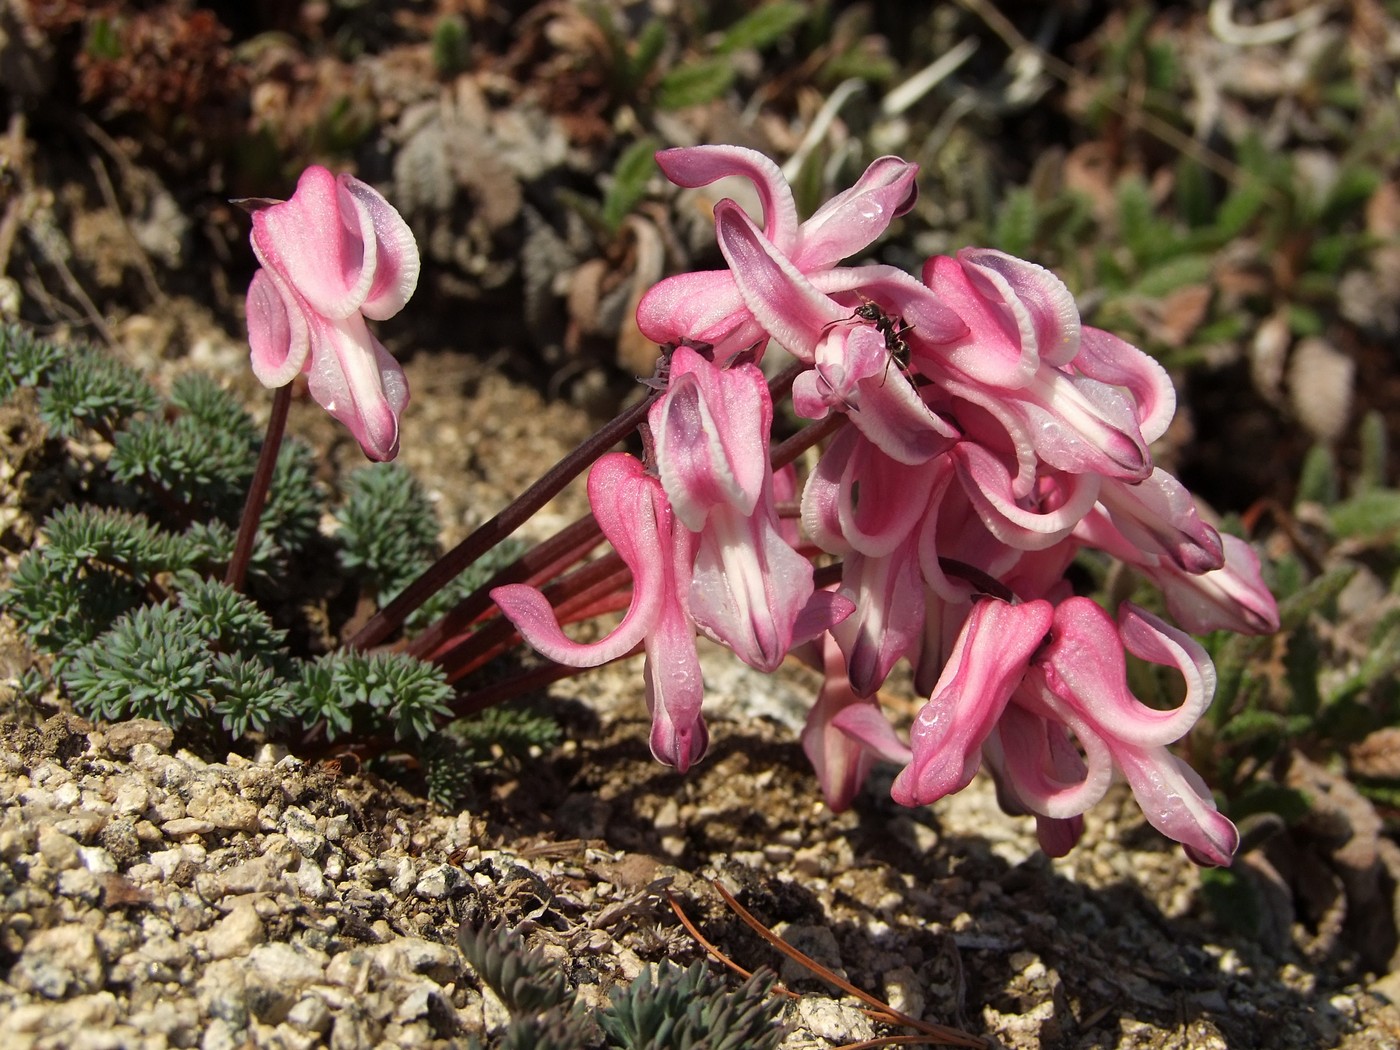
[1097,470,1225,574]
[1155,534,1281,635]
[1114,744,1239,866]
[1037,597,1211,748]
[492,455,666,666]
[655,145,801,253]
[986,700,1111,823]
[833,534,926,697]
[1074,326,1176,444]
[849,359,960,465]
[951,443,1101,550]
[246,268,309,388]
[690,502,813,672]
[796,156,919,270]
[917,254,1047,389]
[802,635,891,811]
[804,428,936,558]
[1024,670,1238,865]
[715,201,844,361]
[634,270,766,359]
[645,524,707,771]
[251,167,380,320]
[303,311,407,461]
[957,248,1081,368]
[891,598,1054,806]
[341,176,421,321]
[651,346,770,528]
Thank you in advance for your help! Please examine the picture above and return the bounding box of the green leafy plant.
[1,328,553,777]
[457,918,786,1050]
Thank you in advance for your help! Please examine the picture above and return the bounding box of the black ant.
[823,299,916,385]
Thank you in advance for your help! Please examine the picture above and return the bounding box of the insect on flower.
[823,298,917,386]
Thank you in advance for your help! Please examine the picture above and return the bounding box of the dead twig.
[706,879,987,1048]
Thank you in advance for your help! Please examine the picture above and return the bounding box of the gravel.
[1,698,1399,1049]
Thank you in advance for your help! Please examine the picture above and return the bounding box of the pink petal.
[848,359,960,465]
[795,156,919,271]
[491,454,666,665]
[251,166,375,320]
[957,248,1081,368]
[951,443,1102,550]
[891,598,1054,806]
[715,201,845,361]
[1097,470,1225,574]
[689,502,814,672]
[302,310,407,461]
[656,145,802,254]
[1037,597,1211,748]
[634,269,767,359]
[1113,745,1240,866]
[245,268,309,388]
[645,522,707,771]
[1074,326,1176,444]
[1154,534,1281,635]
[651,346,771,529]
[801,635,887,811]
[920,255,1041,389]
[985,701,1111,822]
[341,174,421,321]
[832,534,927,697]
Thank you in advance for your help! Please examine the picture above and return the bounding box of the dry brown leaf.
[1349,727,1400,780]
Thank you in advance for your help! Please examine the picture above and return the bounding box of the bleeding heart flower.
[244,166,420,461]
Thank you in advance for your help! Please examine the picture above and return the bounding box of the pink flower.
[244,166,420,461]
[889,595,1239,866]
[891,598,1055,806]
[636,146,921,362]
[491,454,708,771]
[801,635,897,812]
[651,346,849,672]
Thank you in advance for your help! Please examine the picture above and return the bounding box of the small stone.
[414,864,465,900]
[296,860,332,902]
[186,787,260,833]
[796,998,876,1044]
[38,824,82,870]
[386,856,418,897]
[79,845,118,874]
[215,857,278,896]
[207,903,265,960]
[112,781,151,816]
[101,719,175,756]
[373,937,458,983]
[242,944,329,1024]
[58,866,102,903]
[163,817,216,838]
[12,924,106,998]
[200,1016,241,1050]
[287,994,332,1034]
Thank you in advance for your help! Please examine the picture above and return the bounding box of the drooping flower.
[651,346,849,672]
[244,166,420,461]
[889,594,1239,866]
[491,453,709,771]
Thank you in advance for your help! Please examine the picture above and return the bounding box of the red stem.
[225,383,290,593]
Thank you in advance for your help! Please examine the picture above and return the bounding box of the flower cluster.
[493,146,1279,865]
[243,165,420,462]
